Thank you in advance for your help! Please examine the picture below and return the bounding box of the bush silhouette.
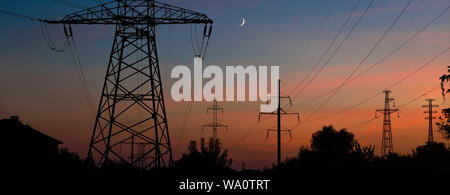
[174,137,232,174]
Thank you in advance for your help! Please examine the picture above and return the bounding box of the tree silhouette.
[413,141,449,160]
[438,65,450,139]
[304,125,375,165]
[175,137,232,172]
[2,116,449,191]
[277,125,375,172]
[311,125,355,155]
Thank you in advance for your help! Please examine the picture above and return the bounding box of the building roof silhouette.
[0,116,62,144]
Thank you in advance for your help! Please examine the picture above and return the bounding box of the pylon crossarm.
[376,109,398,114]
[202,123,227,128]
[216,124,228,128]
[258,112,275,122]
[202,123,215,127]
[45,0,213,25]
[207,108,223,112]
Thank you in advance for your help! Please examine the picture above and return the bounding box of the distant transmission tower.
[202,99,228,153]
[259,80,300,166]
[422,99,438,142]
[375,90,399,157]
[202,99,228,139]
[45,0,213,169]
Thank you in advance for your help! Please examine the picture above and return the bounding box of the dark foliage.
[2,117,449,192]
[438,66,450,139]
[174,138,233,174]
[272,126,449,190]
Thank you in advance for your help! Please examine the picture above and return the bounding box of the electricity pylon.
[375,90,399,157]
[259,80,300,166]
[45,0,213,169]
[202,99,228,153]
[422,99,438,142]
[202,99,228,139]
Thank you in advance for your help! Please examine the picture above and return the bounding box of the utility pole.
[202,99,228,153]
[259,80,300,166]
[375,90,399,157]
[45,0,213,169]
[422,99,438,142]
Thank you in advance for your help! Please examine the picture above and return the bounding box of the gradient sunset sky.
[0,0,449,169]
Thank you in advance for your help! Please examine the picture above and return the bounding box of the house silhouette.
[0,116,62,160]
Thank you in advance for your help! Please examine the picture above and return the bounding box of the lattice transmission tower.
[375,90,399,157]
[422,99,438,142]
[45,0,213,169]
[202,99,228,139]
[202,99,228,153]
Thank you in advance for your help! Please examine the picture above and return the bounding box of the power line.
[39,22,69,52]
[330,87,440,155]
[50,0,87,9]
[396,114,426,143]
[40,22,96,119]
[288,0,362,99]
[39,22,56,50]
[301,91,383,125]
[291,4,449,108]
[189,24,212,59]
[397,85,440,108]
[351,5,450,84]
[67,37,96,117]
[0,8,98,122]
[71,37,95,114]
[388,47,449,89]
[0,9,43,22]
[347,117,379,131]
[189,25,198,56]
[282,2,337,79]
[194,24,200,55]
[299,0,375,103]
[174,101,193,152]
[344,84,439,136]
[303,0,411,122]
[268,0,427,141]
[229,114,275,151]
[236,2,446,155]
[303,84,439,151]
[292,45,449,129]
[231,121,259,147]
[261,50,444,167]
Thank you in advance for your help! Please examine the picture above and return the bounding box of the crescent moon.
[240,17,245,27]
